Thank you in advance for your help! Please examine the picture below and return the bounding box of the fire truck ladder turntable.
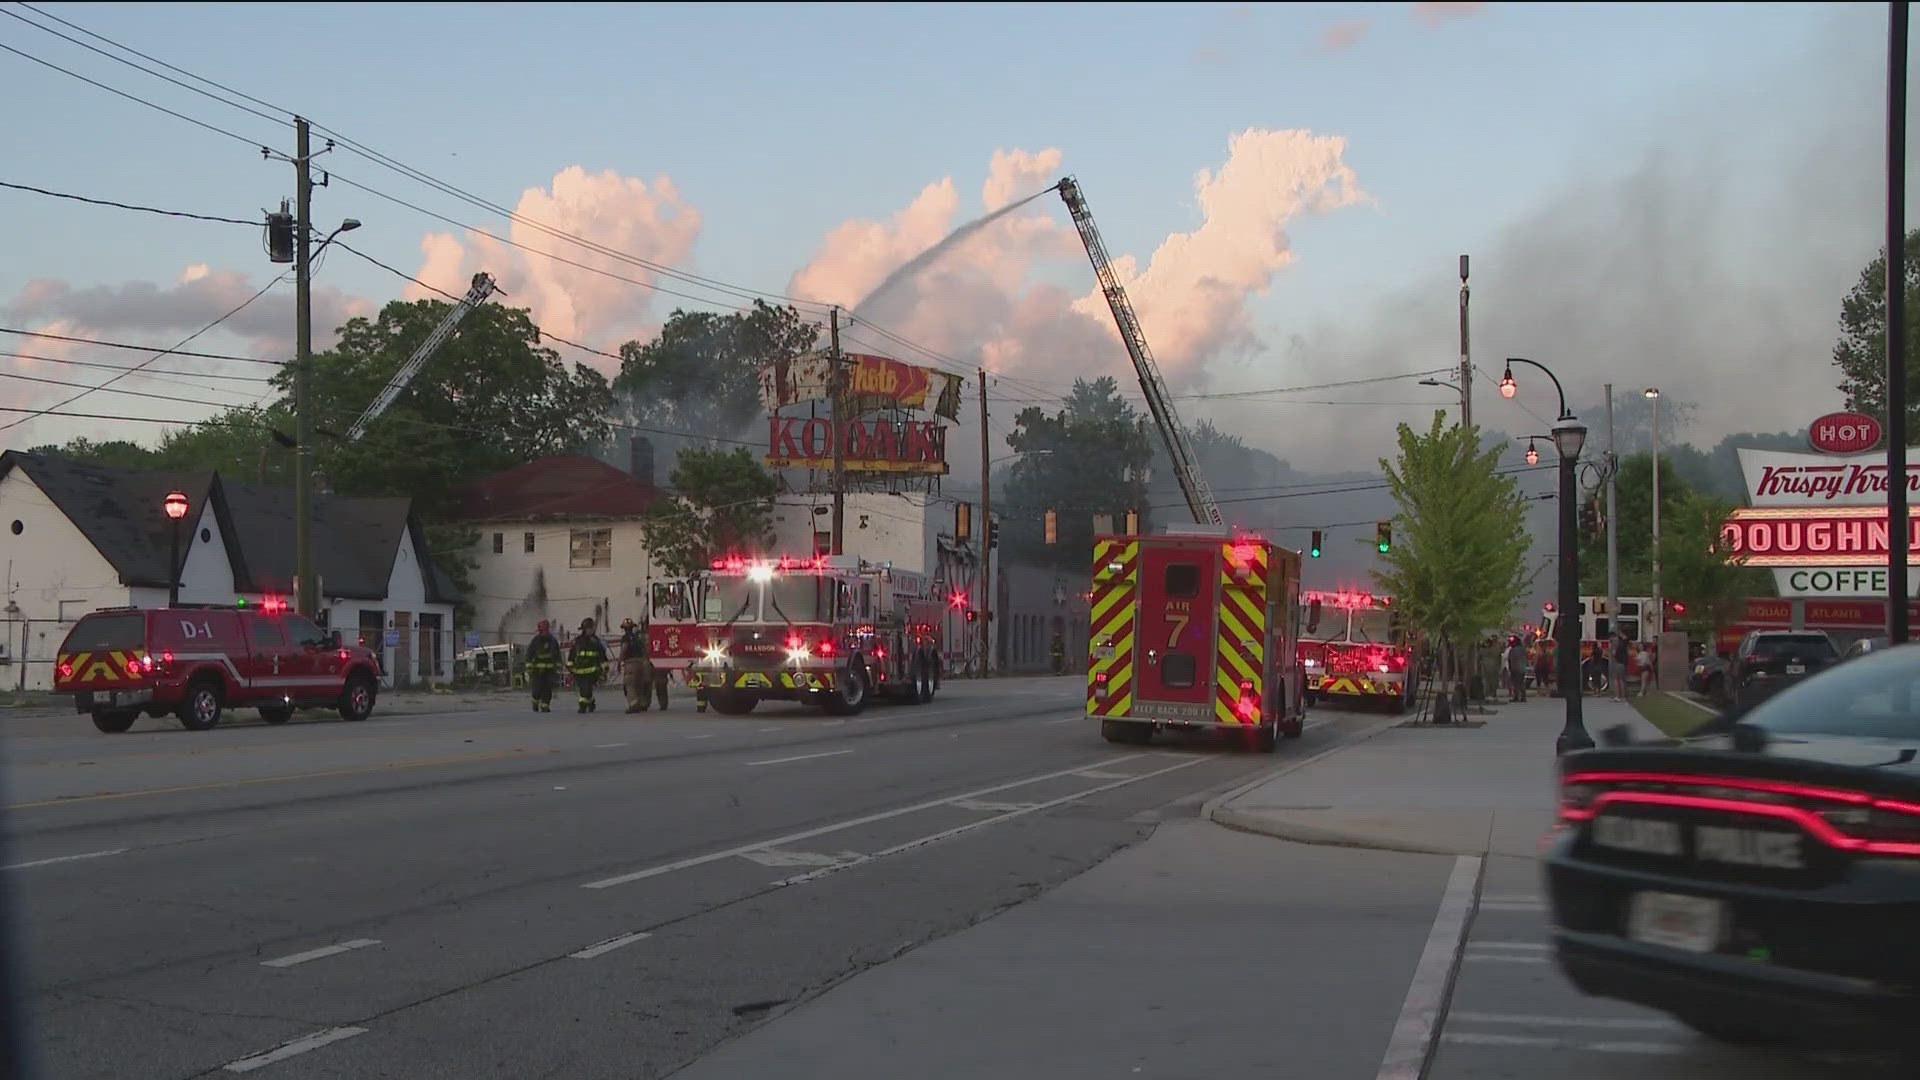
[343,273,498,442]
[1055,177,1220,526]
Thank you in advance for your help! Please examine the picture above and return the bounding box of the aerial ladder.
[1054,178,1220,526]
[343,272,498,441]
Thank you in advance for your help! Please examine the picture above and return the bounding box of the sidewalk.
[1210,696,1669,858]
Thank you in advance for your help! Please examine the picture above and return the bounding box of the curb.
[1199,714,1405,822]
[1209,807,1477,857]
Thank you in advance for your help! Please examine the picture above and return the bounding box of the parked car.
[1688,654,1729,702]
[1546,644,1920,1053]
[53,603,383,732]
[1844,636,1892,662]
[1727,630,1838,714]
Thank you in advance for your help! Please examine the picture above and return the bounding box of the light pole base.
[1556,725,1596,755]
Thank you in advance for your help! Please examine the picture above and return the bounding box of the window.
[523,532,535,554]
[569,528,612,569]
[285,615,330,648]
[1164,562,1201,599]
[1162,653,1198,688]
[249,618,287,650]
[491,532,504,555]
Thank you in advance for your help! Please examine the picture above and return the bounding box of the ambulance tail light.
[1095,670,1110,699]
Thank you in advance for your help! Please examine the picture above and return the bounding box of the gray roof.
[0,451,458,604]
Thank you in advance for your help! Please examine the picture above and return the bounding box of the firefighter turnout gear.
[618,619,668,713]
[570,620,608,713]
[525,622,562,712]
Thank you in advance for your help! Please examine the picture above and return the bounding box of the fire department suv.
[53,602,384,733]
[1086,527,1307,751]
[648,554,944,716]
[1298,589,1420,713]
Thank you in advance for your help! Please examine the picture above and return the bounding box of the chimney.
[629,437,654,484]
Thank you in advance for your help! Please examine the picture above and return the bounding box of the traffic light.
[965,609,978,623]
[1044,510,1057,545]
[989,521,1000,550]
[1376,521,1392,554]
[1310,530,1323,559]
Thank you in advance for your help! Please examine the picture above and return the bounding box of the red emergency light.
[949,591,969,609]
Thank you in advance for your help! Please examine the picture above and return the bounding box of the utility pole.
[1458,255,1472,432]
[1649,390,1662,637]
[978,369,991,677]
[828,307,845,556]
[293,116,316,618]
[1605,385,1620,695]
[1888,0,1910,643]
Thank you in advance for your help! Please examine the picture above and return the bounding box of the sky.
[0,0,1911,506]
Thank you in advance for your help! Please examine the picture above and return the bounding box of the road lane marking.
[1375,854,1482,1080]
[1071,770,1130,779]
[740,849,859,868]
[1041,717,1078,725]
[568,931,652,959]
[8,749,555,809]
[2,847,127,870]
[261,939,380,968]
[949,798,1038,813]
[582,752,1147,889]
[1481,893,1539,903]
[1440,1032,1685,1055]
[222,1027,367,1072]
[594,742,629,749]
[747,749,854,767]
[755,725,784,733]
[686,733,716,740]
[1450,1012,1679,1030]
[771,755,1217,888]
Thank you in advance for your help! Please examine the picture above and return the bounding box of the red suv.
[53,604,383,733]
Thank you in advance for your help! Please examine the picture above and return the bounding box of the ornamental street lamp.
[1501,358,1593,754]
[1645,387,1663,646]
[163,490,190,608]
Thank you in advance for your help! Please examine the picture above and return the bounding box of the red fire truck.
[1085,526,1307,751]
[1536,596,1658,690]
[648,554,944,716]
[1297,588,1420,712]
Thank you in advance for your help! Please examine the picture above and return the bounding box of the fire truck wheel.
[1100,719,1152,745]
[910,654,935,704]
[90,709,137,734]
[825,663,869,716]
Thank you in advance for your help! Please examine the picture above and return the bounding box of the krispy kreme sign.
[1740,447,1920,507]
[1719,506,1920,566]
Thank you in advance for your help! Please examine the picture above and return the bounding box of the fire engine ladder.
[1055,177,1220,526]
[343,272,498,442]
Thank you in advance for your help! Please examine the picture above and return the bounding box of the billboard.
[1719,506,1920,567]
[765,416,948,475]
[1738,447,1920,507]
[759,351,964,421]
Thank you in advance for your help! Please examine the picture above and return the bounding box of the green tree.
[640,447,778,577]
[1373,413,1532,704]
[999,377,1152,568]
[613,301,819,447]
[1577,452,1691,595]
[25,436,162,471]
[1833,227,1920,428]
[1659,493,1768,642]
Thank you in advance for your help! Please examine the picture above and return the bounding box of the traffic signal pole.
[978,369,991,676]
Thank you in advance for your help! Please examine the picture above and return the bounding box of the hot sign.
[1808,411,1883,455]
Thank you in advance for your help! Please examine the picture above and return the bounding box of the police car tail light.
[1564,771,1920,857]
[1559,782,1601,821]
[1816,802,1920,850]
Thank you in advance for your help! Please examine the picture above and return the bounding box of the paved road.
[1,676,1374,1079]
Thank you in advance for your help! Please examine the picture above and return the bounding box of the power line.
[14,2,288,117]
[0,327,281,365]
[0,179,256,225]
[0,5,291,129]
[0,274,287,434]
[0,404,263,428]
[0,40,270,151]
[0,367,254,408]
[0,349,272,383]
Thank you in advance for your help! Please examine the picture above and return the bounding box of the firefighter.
[619,618,651,714]
[525,620,561,712]
[569,618,609,713]
[1049,630,1067,675]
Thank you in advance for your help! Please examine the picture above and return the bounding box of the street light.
[163,490,190,607]
[1644,387,1662,657]
[1502,358,1592,754]
[1420,377,1468,420]
[1526,441,1540,466]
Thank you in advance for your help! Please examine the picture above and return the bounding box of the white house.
[0,451,458,691]
[454,451,664,648]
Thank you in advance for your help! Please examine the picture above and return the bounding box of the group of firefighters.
[522,617,671,714]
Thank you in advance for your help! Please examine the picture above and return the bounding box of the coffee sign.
[1808,411,1882,455]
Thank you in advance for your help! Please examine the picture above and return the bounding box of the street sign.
[383,629,400,648]
[465,632,480,649]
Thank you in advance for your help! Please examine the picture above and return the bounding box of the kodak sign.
[765,416,949,475]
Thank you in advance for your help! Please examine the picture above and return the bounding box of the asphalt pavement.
[2,675,1389,1079]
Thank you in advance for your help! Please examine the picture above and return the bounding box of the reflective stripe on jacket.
[569,636,608,677]
[526,634,562,672]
